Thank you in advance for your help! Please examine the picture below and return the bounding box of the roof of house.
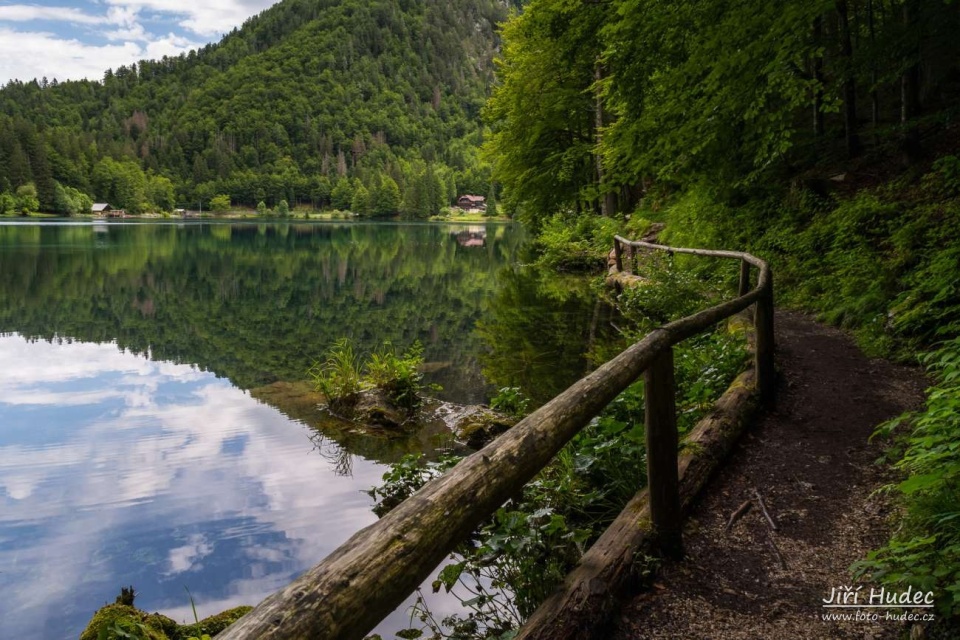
[91,203,111,212]
[458,195,486,204]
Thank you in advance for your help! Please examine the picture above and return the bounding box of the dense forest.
[0,0,511,215]
[485,0,960,621]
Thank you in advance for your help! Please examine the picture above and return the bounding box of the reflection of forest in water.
[0,221,619,457]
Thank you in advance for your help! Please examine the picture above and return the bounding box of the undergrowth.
[854,337,960,616]
[637,153,960,628]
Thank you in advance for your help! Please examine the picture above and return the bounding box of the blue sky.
[0,1,279,84]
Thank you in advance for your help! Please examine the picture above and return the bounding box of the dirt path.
[612,311,927,640]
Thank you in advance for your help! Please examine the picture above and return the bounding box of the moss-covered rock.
[80,603,252,640]
[177,606,253,638]
[79,604,170,640]
[453,408,517,449]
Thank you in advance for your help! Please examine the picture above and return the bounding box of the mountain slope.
[0,0,508,214]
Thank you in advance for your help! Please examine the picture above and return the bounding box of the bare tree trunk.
[836,0,862,157]
[901,0,922,160]
[594,61,616,217]
[812,16,825,136]
[868,0,880,131]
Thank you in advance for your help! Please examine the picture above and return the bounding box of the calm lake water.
[0,220,617,638]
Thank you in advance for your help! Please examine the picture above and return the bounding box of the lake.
[0,220,617,638]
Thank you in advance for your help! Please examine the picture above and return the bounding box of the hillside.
[0,0,509,215]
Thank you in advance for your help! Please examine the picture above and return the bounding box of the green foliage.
[256,200,268,216]
[0,192,16,215]
[487,0,960,222]
[209,194,231,212]
[351,184,370,215]
[311,339,431,411]
[365,341,429,410]
[854,338,960,616]
[80,605,170,640]
[53,181,94,215]
[924,156,960,198]
[276,199,290,217]
[485,183,498,218]
[534,213,620,271]
[15,182,39,214]
[311,338,364,401]
[372,174,401,216]
[366,454,460,518]
[330,178,354,210]
[489,387,530,419]
[484,0,610,221]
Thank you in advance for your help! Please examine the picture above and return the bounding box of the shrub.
[855,338,960,616]
[210,194,231,212]
[310,340,430,411]
[535,213,620,271]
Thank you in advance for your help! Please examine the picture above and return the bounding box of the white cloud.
[0,27,177,84]
[166,533,215,575]
[0,5,106,25]
[105,0,277,37]
[0,1,278,83]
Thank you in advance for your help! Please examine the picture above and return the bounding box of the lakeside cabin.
[457,194,486,211]
[92,203,126,218]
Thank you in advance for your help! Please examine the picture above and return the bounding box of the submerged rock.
[454,408,517,449]
[350,387,409,429]
[422,400,518,449]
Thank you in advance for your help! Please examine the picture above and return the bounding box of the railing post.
[738,259,750,297]
[644,346,682,559]
[755,269,775,402]
[614,237,624,273]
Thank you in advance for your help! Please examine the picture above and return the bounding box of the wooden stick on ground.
[764,527,788,570]
[724,500,753,533]
[753,488,779,532]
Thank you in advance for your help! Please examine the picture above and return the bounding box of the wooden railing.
[219,238,774,640]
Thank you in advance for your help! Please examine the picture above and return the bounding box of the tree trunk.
[812,16,825,137]
[901,0,922,160]
[836,0,861,157]
[594,61,616,217]
[868,0,880,132]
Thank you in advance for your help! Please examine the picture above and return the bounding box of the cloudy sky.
[0,1,279,85]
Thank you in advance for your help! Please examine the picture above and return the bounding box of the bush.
[855,338,960,616]
[365,342,428,410]
[310,340,430,411]
[535,213,620,271]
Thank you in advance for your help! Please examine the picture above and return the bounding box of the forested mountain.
[0,0,510,215]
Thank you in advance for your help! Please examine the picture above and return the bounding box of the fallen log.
[516,368,758,640]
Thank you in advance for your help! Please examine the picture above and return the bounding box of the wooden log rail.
[219,237,774,640]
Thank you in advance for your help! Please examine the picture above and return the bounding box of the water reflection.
[0,336,470,639]
[0,221,523,403]
[0,220,617,638]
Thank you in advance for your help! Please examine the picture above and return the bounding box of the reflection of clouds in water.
[166,533,214,575]
[0,335,385,638]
